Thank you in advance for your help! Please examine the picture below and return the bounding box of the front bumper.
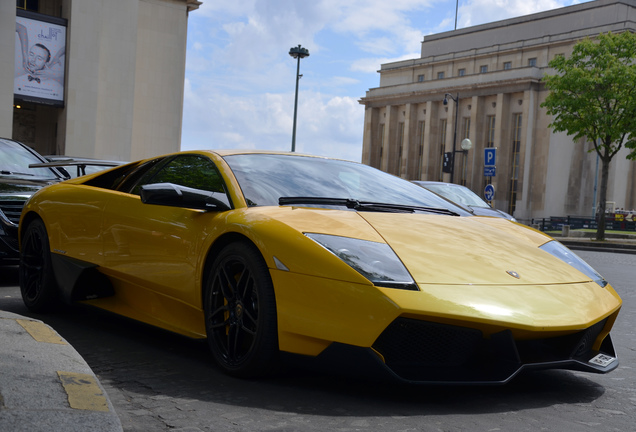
[316,316,618,385]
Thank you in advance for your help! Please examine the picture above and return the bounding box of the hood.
[0,175,59,193]
[358,212,590,286]
[256,207,593,286]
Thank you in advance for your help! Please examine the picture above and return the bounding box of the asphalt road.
[1,250,635,432]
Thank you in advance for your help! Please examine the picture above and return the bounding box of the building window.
[460,117,471,186]
[458,68,466,76]
[417,121,425,179]
[486,116,496,148]
[503,61,512,70]
[437,71,445,79]
[509,114,522,215]
[16,0,38,11]
[528,58,537,67]
[397,122,405,176]
[480,65,488,73]
[438,119,447,181]
[378,123,385,168]
[485,115,495,187]
[417,74,425,82]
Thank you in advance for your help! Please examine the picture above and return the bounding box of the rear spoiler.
[30,158,125,177]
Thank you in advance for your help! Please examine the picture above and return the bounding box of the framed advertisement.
[14,10,67,107]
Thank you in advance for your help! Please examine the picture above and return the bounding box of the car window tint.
[132,154,230,198]
[0,139,61,180]
[426,184,489,208]
[85,159,160,191]
[118,159,165,193]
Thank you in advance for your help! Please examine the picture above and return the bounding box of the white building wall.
[0,4,16,137]
[64,0,139,160]
[131,0,189,161]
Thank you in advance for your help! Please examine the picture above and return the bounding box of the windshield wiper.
[1,170,35,176]
[278,197,459,216]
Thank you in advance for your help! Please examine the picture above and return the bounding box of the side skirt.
[50,254,115,304]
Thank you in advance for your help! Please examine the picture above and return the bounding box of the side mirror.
[140,183,231,212]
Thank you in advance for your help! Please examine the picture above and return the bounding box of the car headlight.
[305,233,418,290]
[540,241,608,287]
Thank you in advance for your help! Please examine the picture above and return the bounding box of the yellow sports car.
[19,150,622,384]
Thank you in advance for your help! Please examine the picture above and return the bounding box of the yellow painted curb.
[16,319,66,344]
[58,371,110,412]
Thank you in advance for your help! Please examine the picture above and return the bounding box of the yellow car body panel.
[24,183,622,348]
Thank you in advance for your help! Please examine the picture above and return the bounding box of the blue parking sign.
[484,148,496,166]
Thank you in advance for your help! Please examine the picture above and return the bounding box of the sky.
[181,0,589,163]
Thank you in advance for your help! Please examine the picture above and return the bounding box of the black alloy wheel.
[204,241,278,377]
[19,218,59,313]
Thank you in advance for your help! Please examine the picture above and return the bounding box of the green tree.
[541,31,636,241]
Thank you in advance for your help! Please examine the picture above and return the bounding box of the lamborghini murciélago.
[19,150,622,384]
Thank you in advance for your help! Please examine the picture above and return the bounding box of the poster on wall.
[14,10,67,107]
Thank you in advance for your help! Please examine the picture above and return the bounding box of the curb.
[0,310,123,432]
[556,237,636,255]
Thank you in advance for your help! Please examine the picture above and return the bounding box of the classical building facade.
[1,0,200,162]
[359,0,636,224]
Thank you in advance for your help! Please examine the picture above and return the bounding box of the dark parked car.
[0,138,69,264]
[413,181,516,221]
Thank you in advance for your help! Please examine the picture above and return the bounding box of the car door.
[101,154,232,307]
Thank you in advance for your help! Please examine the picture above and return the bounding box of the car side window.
[83,160,157,191]
[131,154,230,201]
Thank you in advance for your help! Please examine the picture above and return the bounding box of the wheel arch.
[201,232,267,305]
[19,211,44,247]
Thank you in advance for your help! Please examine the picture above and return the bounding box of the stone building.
[1,0,200,162]
[359,0,636,224]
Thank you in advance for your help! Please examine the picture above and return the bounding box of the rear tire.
[20,218,59,313]
[204,241,278,377]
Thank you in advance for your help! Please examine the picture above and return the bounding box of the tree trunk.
[596,157,611,241]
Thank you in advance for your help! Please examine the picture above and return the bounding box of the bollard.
[562,225,570,237]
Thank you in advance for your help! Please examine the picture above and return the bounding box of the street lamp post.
[289,44,309,152]
[442,93,472,184]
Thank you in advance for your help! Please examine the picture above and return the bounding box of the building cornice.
[360,68,545,106]
[186,0,202,12]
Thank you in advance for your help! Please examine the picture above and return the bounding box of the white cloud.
[181,76,363,161]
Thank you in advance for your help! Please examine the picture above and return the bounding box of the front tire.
[20,218,59,313]
[204,242,278,377]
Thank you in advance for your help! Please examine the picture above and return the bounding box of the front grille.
[516,318,608,363]
[373,318,483,368]
[0,198,28,225]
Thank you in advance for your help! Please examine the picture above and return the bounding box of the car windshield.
[423,183,490,208]
[224,154,466,213]
[0,140,62,180]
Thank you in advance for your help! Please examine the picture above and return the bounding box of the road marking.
[16,319,66,344]
[58,371,110,412]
